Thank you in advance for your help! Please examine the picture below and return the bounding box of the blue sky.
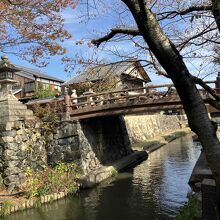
[7,1,218,85]
[8,4,121,81]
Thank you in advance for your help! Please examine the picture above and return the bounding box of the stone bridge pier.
[78,116,133,173]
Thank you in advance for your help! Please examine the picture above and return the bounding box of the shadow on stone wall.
[77,116,133,175]
[80,116,132,164]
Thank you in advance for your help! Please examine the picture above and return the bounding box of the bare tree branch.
[158,4,212,20]
[177,26,217,50]
[91,28,140,47]
[191,75,220,101]
[206,97,220,110]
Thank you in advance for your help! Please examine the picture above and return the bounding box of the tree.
[212,0,220,31]
[86,0,220,191]
[0,0,76,66]
[34,83,59,99]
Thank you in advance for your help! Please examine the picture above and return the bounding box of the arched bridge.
[27,83,215,120]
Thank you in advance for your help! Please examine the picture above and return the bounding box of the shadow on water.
[4,135,201,220]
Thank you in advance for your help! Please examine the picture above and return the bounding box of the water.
[5,135,201,220]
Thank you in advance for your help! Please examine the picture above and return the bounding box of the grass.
[176,195,200,220]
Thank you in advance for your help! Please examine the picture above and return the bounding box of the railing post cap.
[201,178,216,187]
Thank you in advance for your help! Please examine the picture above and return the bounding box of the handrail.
[71,92,177,108]
[26,82,214,114]
[70,84,175,101]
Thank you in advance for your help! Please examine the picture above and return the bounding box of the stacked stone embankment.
[124,114,190,152]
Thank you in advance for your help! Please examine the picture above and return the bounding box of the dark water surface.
[5,135,201,220]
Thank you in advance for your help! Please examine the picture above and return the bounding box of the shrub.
[31,102,63,126]
[23,162,80,198]
[30,102,61,136]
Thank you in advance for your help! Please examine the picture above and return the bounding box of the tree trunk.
[212,0,220,32]
[122,0,220,188]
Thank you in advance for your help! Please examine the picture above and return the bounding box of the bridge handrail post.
[64,94,72,112]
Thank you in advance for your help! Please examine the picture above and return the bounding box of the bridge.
[26,83,216,120]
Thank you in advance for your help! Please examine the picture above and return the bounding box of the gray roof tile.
[14,64,64,83]
[63,61,150,85]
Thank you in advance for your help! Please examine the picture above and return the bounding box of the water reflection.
[5,135,201,220]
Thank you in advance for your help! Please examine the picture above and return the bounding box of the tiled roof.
[0,56,64,83]
[14,64,64,83]
[63,61,150,85]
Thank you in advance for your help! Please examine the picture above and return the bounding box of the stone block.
[29,200,34,207]
[5,122,15,131]
[14,135,23,144]
[54,193,58,200]
[31,134,37,142]
[58,138,69,145]
[57,123,78,139]
[4,142,19,152]
[3,175,18,186]
[13,121,23,130]
[1,130,17,137]
[4,161,20,170]
[25,201,30,208]
[2,136,14,143]
[14,205,19,212]
[4,149,17,160]
[35,132,41,138]
[16,129,24,135]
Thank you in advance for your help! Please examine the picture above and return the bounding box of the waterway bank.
[134,127,191,153]
[81,127,191,188]
[3,135,201,220]
[0,127,190,217]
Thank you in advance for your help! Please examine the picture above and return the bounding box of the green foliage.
[176,196,199,220]
[34,83,59,99]
[24,162,80,198]
[0,200,13,217]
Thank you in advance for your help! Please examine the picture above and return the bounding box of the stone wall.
[0,119,47,192]
[124,114,181,144]
[45,121,80,166]
[0,111,134,191]
[45,116,133,175]
[44,120,103,175]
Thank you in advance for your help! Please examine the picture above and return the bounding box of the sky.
[7,1,219,86]
[8,4,121,81]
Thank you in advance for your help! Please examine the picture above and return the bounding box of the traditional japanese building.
[0,57,64,101]
[63,61,151,94]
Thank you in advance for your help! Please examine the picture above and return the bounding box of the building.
[63,61,151,94]
[4,62,65,101]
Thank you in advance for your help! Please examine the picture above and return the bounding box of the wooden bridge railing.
[67,84,176,110]
[26,82,214,115]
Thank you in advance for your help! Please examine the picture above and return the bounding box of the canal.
[5,135,201,220]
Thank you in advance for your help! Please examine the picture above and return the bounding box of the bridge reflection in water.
[5,135,201,220]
